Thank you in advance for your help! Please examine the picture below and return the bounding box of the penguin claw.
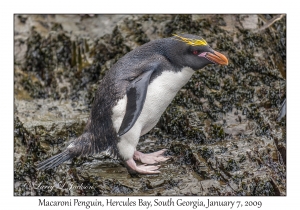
[148,149,168,156]
[133,149,171,164]
[124,158,161,175]
[137,164,161,173]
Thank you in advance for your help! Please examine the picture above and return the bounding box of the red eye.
[193,50,199,55]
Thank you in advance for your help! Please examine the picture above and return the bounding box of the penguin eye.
[128,77,135,81]
[192,50,199,55]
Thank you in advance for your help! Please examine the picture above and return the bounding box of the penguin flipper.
[118,70,153,136]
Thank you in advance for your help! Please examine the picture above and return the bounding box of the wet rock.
[15,99,89,132]
[201,180,221,196]
[240,15,259,30]
[144,179,166,190]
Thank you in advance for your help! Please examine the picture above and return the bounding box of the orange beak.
[206,50,228,65]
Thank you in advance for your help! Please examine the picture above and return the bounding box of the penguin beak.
[205,50,228,65]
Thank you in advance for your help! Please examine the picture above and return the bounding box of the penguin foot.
[133,149,171,164]
[124,158,161,174]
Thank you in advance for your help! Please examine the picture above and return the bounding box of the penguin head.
[167,34,228,70]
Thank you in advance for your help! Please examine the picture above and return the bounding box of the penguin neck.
[174,66,195,87]
[149,66,195,91]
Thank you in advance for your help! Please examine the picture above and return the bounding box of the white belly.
[112,67,194,159]
[139,67,194,135]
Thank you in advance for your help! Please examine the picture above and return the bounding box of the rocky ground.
[14,14,286,196]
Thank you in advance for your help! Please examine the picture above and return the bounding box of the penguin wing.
[117,69,153,136]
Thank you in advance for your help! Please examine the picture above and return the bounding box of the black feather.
[36,150,72,170]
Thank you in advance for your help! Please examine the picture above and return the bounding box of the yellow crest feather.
[172,34,208,46]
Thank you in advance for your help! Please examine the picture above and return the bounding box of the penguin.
[37,34,228,175]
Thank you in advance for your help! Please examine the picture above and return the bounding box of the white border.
[3,0,298,209]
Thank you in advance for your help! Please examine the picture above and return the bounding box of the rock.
[240,15,259,30]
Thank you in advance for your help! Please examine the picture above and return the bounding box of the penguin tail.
[36,132,108,170]
[36,150,73,170]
